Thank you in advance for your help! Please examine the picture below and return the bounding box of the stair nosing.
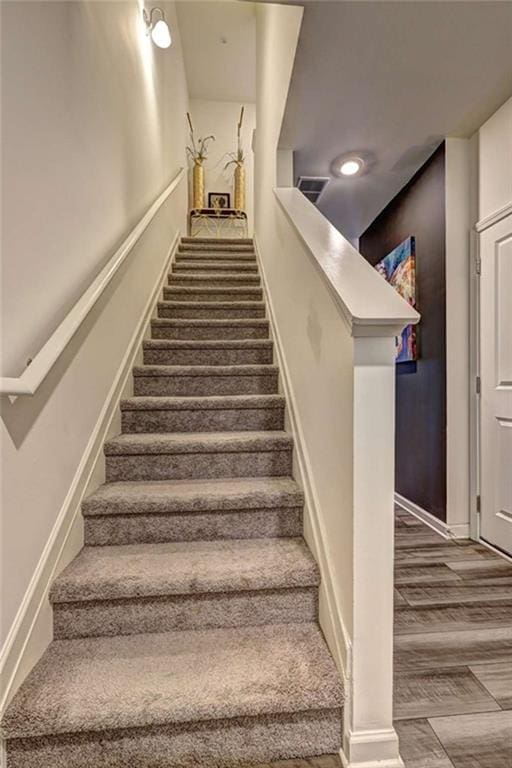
[143,339,272,348]
[151,318,269,327]
[82,477,304,517]
[181,238,253,243]
[133,364,279,377]
[1,623,343,741]
[172,261,258,267]
[104,431,293,456]
[164,287,263,293]
[120,394,285,411]
[49,537,320,604]
[158,300,265,308]
[169,272,260,279]
[178,247,255,252]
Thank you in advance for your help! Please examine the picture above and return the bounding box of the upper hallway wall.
[0,0,189,377]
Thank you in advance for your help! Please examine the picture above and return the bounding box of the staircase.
[1,238,343,767]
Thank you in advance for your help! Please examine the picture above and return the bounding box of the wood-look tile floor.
[394,506,512,767]
[250,510,512,768]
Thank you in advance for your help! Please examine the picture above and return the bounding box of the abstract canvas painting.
[375,236,417,363]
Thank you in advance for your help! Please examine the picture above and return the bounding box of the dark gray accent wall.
[359,144,447,521]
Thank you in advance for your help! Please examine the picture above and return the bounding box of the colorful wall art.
[375,236,417,363]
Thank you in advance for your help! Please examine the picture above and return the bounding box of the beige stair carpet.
[1,238,343,767]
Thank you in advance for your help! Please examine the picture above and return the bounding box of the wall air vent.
[296,176,330,205]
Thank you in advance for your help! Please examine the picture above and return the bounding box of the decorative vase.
[192,160,204,209]
[234,163,245,211]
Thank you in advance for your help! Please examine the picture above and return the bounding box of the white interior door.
[479,214,512,556]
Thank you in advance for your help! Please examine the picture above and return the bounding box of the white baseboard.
[395,492,469,539]
[253,235,351,680]
[340,728,404,768]
[0,231,180,714]
[478,538,512,564]
[340,754,404,768]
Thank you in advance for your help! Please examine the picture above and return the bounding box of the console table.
[189,208,248,239]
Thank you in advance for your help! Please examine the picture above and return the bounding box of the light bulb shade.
[340,159,362,176]
[151,19,171,48]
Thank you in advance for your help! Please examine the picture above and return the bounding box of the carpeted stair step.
[172,260,258,273]
[50,537,319,638]
[157,300,266,319]
[82,476,304,546]
[104,431,293,482]
[151,318,270,341]
[178,243,255,252]
[1,623,343,768]
[168,272,261,287]
[133,364,279,397]
[181,237,254,245]
[164,285,263,302]
[142,339,273,366]
[121,394,284,433]
[176,250,256,262]
[178,241,255,252]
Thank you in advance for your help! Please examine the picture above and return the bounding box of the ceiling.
[176,1,256,103]
[279,1,512,240]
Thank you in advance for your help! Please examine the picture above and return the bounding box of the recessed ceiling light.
[340,158,363,176]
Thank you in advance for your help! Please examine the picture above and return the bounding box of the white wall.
[478,96,512,221]
[254,0,354,670]
[188,99,255,233]
[1,0,188,378]
[0,0,189,682]
[254,4,302,226]
[276,149,294,187]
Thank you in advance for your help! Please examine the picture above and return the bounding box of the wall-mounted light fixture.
[143,7,172,49]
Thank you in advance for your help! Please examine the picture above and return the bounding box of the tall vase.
[192,160,204,209]
[234,163,245,211]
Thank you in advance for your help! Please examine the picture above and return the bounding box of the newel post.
[342,331,404,768]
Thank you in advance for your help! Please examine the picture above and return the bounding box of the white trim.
[273,187,419,338]
[0,232,180,713]
[349,336,400,765]
[479,538,512,564]
[340,728,404,768]
[253,235,352,679]
[0,168,185,396]
[394,492,470,539]
[469,227,481,540]
[444,138,472,534]
[475,199,512,232]
[340,754,404,768]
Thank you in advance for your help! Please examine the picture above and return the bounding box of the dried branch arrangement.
[186,112,215,163]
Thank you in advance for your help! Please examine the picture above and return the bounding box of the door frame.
[469,224,480,541]
[470,202,512,551]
